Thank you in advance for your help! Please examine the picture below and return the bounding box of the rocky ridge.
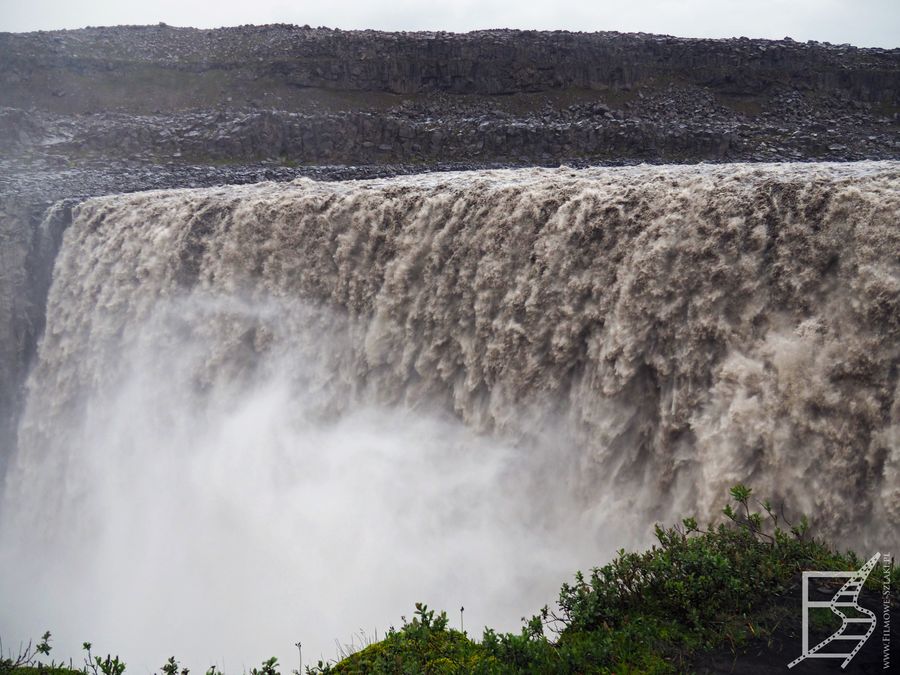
[1,25,898,170]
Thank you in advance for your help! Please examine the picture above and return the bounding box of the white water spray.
[1,162,897,669]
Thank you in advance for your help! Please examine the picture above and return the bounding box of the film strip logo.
[788,552,881,669]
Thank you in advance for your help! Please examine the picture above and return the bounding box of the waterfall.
[1,161,897,667]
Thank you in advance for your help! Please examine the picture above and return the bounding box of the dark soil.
[695,576,897,674]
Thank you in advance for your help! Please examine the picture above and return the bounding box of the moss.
[6,668,84,675]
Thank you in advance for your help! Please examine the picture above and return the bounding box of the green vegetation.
[308,484,895,673]
[0,632,81,675]
[3,486,896,675]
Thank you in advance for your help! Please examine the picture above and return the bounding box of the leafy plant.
[308,485,892,673]
[0,631,54,675]
[159,657,189,675]
[250,657,279,675]
[82,643,125,675]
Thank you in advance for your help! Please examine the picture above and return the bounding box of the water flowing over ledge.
[10,161,898,547]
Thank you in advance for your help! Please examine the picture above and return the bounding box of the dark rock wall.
[1,26,897,167]
[2,27,898,104]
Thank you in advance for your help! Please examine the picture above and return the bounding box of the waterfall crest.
[9,162,898,546]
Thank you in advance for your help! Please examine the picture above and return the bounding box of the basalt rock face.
[0,26,898,168]
[2,26,899,104]
[0,197,81,475]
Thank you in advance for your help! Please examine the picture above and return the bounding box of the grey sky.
[1,0,898,47]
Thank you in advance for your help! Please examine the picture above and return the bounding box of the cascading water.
[0,162,897,669]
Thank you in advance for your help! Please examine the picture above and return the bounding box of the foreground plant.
[0,631,54,675]
[309,485,895,674]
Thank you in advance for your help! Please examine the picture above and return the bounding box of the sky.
[0,0,898,47]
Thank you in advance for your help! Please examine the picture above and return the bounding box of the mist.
[0,292,635,670]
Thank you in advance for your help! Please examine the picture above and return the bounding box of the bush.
[308,485,890,673]
[0,632,81,675]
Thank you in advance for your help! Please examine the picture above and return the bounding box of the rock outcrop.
[0,26,898,166]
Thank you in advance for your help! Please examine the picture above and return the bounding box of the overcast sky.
[1,0,898,47]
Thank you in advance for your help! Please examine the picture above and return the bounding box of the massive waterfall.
[1,162,898,668]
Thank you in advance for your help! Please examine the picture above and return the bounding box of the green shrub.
[0,632,80,675]
[309,485,891,674]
